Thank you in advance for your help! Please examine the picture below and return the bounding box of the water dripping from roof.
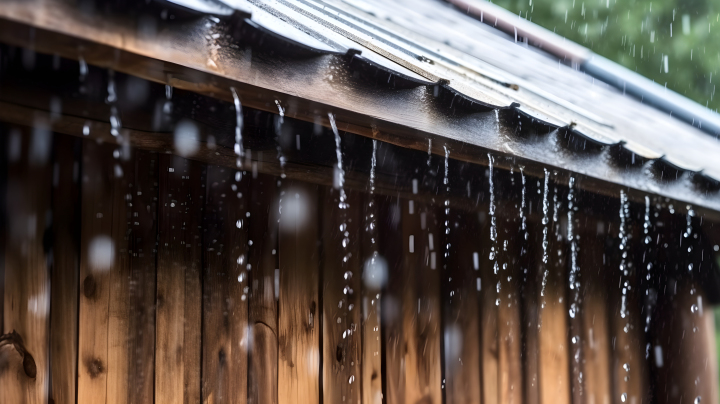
[540,169,550,306]
[230,87,244,168]
[488,153,499,306]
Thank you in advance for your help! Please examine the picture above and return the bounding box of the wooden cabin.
[1,0,720,404]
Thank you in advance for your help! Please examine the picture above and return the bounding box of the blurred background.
[492,0,719,112]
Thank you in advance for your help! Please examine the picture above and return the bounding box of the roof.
[1,0,720,214]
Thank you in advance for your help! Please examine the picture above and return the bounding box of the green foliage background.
[490,0,720,112]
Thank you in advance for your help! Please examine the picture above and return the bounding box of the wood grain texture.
[608,245,648,404]
[49,134,81,404]
[155,155,204,404]
[391,200,442,404]
[522,223,540,404]
[248,173,279,404]
[278,180,320,404]
[379,196,404,404]
[77,140,115,403]
[497,213,524,404]
[0,126,5,346]
[1,126,52,403]
[479,208,499,404]
[360,192,383,404]
[443,209,482,404]
[578,219,612,404]
[322,189,362,404]
[104,148,132,404]
[537,187,571,404]
[202,165,249,404]
[105,149,158,404]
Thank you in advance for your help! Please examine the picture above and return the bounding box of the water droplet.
[621,393,627,402]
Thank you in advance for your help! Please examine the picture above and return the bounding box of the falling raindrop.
[540,169,550,305]
[328,113,348,210]
[230,87,244,167]
[427,138,432,166]
[488,154,499,307]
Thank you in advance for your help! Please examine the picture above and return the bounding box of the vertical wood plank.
[105,148,132,404]
[400,201,442,404]
[0,126,6,339]
[77,139,115,403]
[106,149,159,404]
[49,134,81,404]
[652,280,717,404]
[379,196,404,404]
[479,208,499,404]
[1,126,52,403]
[248,173,279,404]
[278,180,320,404]
[608,220,648,404]
[537,187,571,404]
[497,213,524,404]
[155,155,204,404]
[322,189,362,404]
[522,218,540,404]
[360,192,383,404]
[444,209,482,404]
[202,165,248,404]
[578,218,612,404]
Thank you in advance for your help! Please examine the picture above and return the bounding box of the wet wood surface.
[537,185,571,404]
[155,155,204,404]
[247,173,279,404]
[202,165,249,404]
[49,135,81,404]
[480,209,500,404]
[578,217,612,404]
[1,127,52,403]
[386,200,443,404]
[106,149,158,404]
[497,212,524,404]
[278,181,321,404]
[444,209,482,404]
[322,189,362,404]
[360,191,384,404]
[0,128,718,404]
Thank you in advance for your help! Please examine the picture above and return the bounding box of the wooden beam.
[155,154,204,404]
[0,100,492,215]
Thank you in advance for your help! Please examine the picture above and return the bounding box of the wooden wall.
[1,130,719,404]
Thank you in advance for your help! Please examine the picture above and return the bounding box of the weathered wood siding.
[1,130,719,404]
